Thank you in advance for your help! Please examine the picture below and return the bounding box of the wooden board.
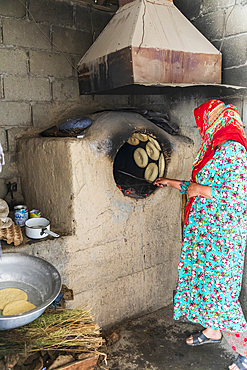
[53,355,99,370]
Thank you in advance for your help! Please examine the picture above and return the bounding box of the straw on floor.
[0,307,105,357]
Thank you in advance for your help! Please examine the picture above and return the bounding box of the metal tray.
[0,252,61,330]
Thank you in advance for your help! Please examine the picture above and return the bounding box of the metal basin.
[0,253,61,330]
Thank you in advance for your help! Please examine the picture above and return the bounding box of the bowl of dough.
[0,253,61,330]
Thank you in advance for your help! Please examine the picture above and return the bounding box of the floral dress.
[173,141,247,332]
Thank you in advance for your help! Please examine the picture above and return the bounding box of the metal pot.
[25,217,59,239]
[0,253,61,330]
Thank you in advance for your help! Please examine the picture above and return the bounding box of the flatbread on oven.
[127,136,139,146]
[133,133,149,142]
[158,153,165,177]
[144,163,158,183]
[134,148,149,168]
[146,141,160,161]
[148,136,161,151]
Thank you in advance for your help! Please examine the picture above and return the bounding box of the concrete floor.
[103,304,237,370]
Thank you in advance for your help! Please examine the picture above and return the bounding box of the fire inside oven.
[113,132,166,199]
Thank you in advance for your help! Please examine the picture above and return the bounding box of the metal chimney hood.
[78,0,222,95]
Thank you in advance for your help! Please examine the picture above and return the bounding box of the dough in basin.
[0,288,28,310]
[3,299,36,316]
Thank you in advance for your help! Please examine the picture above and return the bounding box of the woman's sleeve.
[211,143,247,204]
[179,181,190,194]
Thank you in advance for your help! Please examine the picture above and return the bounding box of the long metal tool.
[118,170,146,181]
[118,183,150,187]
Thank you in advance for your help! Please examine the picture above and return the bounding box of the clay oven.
[18,112,192,232]
[17,111,194,325]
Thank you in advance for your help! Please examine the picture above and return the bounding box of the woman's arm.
[153,177,212,199]
[153,177,181,189]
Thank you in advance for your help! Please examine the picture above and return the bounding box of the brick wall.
[1,0,247,203]
[0,0,124,199]
[2,0,247,325]
[174,0,247,87]
[172,0,247,150]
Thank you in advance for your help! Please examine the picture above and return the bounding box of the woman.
[154,100,247,370]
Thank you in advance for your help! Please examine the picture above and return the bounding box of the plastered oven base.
[17,117,194,327]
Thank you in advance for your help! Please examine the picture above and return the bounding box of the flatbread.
[146,141,160,161]
[132,133,149,142]
[144,163,158,183]
[127,136,139,146]
[0,288,28,310]
[3,299,36,316]
[134,148,149,168]
[158,153,165,177]
[148,136,161,151]
[0,199,9,219]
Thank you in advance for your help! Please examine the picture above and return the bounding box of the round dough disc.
[148,136,161,151]
[144,163,158,183]
[133,133,149,142]
[3,299,36,316]
[0,288,28,310]
[0,199,9,219]
[127,136,139,146]
[158,153,165,177]
[146,141,160,161]
[134,148,149,168]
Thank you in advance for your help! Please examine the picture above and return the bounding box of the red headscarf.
[184,99,247,224]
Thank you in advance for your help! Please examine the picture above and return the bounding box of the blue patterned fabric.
[179,181,190,194]
[174,141,247,332]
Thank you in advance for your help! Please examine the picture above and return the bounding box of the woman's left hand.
[188,182,212,199]
[187,182,200,198]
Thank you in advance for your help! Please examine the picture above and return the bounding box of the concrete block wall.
[0,0,119,199]
[1,0,247,326]
[1,0,247,202]
[174,0,247,87]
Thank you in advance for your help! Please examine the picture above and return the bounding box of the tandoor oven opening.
[113,132,166,199]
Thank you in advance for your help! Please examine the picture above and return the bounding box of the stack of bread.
[0,288,36,316]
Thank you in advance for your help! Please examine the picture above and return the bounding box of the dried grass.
[0,308,105,357]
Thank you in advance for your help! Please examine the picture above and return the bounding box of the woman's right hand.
[153,177,169,188]
[153,178,181,190]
